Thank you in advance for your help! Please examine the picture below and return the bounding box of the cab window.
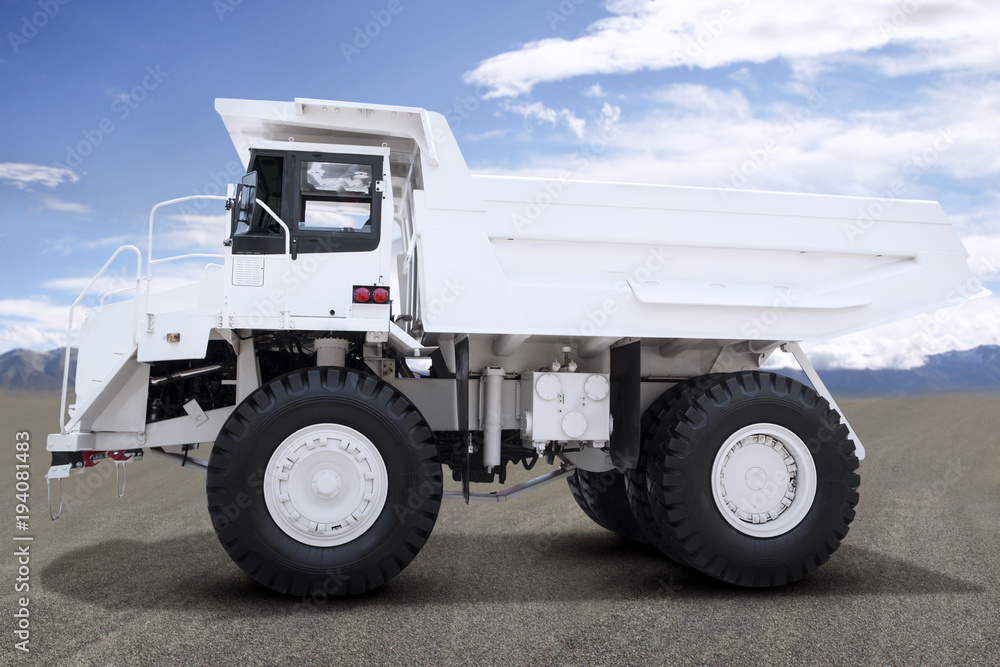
[299,162,373,234]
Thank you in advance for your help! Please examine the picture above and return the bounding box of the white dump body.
[216,97,983,343]
[415,175,980,341]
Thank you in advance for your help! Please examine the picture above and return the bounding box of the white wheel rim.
[710,423,817,538]
[263,423,388,547]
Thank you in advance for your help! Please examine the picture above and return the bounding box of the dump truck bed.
[413,174,980,341]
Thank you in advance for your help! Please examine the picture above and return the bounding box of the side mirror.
[230,171,258,236]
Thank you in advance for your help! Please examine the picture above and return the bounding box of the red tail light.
[373,288,389,303]
[354,287,371,303]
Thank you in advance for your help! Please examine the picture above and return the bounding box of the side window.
[243,155,283,235]
[299,162,373,234]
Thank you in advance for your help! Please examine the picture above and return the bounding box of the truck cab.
[223,144,394,329]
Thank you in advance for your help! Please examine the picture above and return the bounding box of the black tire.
[207,367,442,597]
[567,468,650,543]
[646,371,860,587]
[625,375,721,563]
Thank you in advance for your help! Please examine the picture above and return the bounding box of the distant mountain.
[0,345,997,396]
[0,348,76,393]
[774,345,1000,397]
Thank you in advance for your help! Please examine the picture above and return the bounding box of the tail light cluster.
[353,286,390,304]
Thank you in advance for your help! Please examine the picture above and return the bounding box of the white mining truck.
[47,97,985,594]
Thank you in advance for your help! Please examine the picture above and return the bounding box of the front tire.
[207,367,441,597]
[646,372,860,587]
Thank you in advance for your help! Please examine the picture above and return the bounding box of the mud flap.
[609,339,641,469]
[455,334,471,502]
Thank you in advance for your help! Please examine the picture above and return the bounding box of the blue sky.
[1,0,998,369]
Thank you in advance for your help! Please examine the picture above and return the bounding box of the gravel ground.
[2,393,998,665]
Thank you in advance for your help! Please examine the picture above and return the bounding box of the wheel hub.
[744,466,767,491]
[263,424,388,547]
[711,424,818,538]
[311,469,343,499]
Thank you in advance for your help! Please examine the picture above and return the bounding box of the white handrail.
[147,195,230,278]
[60,245,143,433]
[100,285,137,306]
[149,253,225,266]
[146,195,292,279]
[254,198,292,255]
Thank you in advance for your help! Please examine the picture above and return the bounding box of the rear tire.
[646,371,860,587]
[567,468,650,543]
[207,367,441,597]
[626,375,720,562]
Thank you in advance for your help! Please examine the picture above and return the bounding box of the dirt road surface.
[2,394,998,665]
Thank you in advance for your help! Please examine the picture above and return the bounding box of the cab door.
[284,150,391,320]
[227,146,392,326]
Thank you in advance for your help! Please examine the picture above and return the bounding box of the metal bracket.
[783,341,866,460]
[443,464,577,503]
[148,446,210,474]
[45,463,71,520]
[115,460,128,498]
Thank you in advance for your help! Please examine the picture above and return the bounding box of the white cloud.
[41,197,91,215]
[464,0,1000,97]
[963,234,1000,282]
[156,214,229,251]
[583,83,607,98]
[728,67,758,90]
[462,128,513,142]
[42,276,140,295]
[0,298,74,354]
[479,79,1000,205]
[0,324,66,353]
[42,274,194,296]
[503,101,588,138]
[0,298,69,327]
[766,294,1000,371]
[41,234,135,255]
[0,163,79,190]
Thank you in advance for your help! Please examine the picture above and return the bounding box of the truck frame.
[46,97,986,595]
